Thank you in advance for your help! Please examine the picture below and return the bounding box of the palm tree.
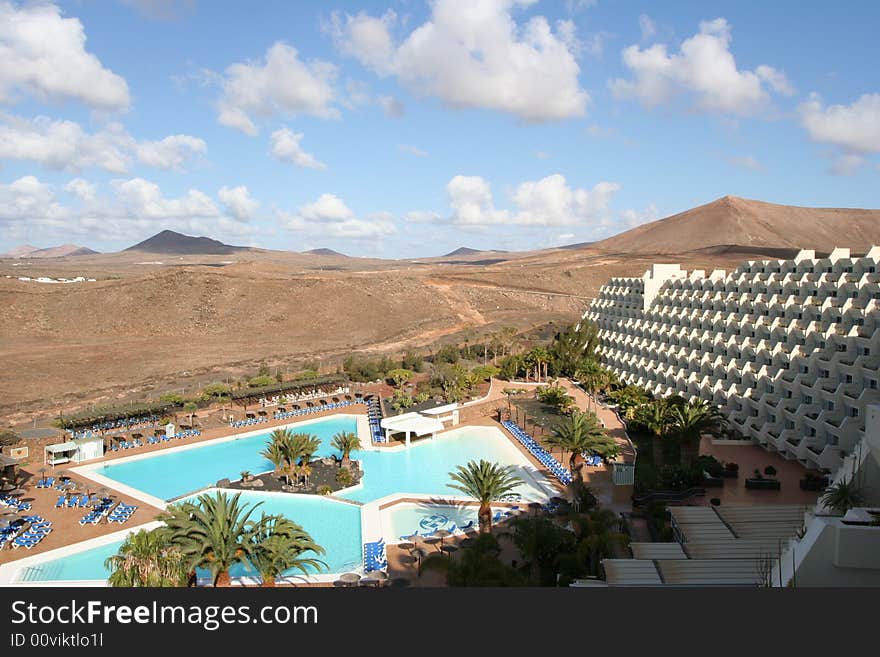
[575,359,604,412]
[448,460,523,534]
[820,478,864,515]
[635,399,673,467]
[546,410,619,472]
[260,440,287,482]
[248,515,326,587]
[160,491,263,587]
[289,433,321,466]
[670,399,727,467]
[105,529,189,587]
[331,431,359,469]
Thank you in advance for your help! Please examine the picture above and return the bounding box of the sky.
[0,0,878,258]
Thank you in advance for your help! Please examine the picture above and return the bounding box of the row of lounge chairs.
[363,538,387,572]
[272,399,359,422]
[79,499,136,525]
[581,453,603,467]
[366,399,386,443]
[501,420,574,485]
[110,429,202,451]
[55,493,96,509]
[229,416,270,428]
[3,515,53,549]
[108,503,137,523]
[0,494,30,512]
[68,414,160,439]
[34,477,56,488]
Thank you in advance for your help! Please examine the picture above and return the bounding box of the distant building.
[583,246,880,477]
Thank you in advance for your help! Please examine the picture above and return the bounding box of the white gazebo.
[379,413,445,447]
[420,402,460,427]
[44,441,77,466]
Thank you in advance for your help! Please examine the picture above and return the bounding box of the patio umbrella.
[38,467,47,477]
[362,570,388,587]
[440,545,459,559]
[406,532,423,546]
[459,537,475,549]
[433,529,452,549]
[0,510,19,520]
[7,488,26,497]
[411,546,430,576]
[397,541,415,552]
[338,572,361,587]
[0,482,14,492]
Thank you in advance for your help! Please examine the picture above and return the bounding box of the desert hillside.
[592,196,880,254]
[2,195,879,419]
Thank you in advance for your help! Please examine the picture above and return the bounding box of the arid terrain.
[2,196,879,423]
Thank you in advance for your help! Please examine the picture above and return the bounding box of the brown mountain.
[2,244,98,258]
[124,230,249,255]
[592,196,880,254]
[304,248,347,257]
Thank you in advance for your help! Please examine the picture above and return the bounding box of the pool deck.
[0,405,563,585]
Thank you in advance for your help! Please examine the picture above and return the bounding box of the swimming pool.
[13,493,362,583]
[82,420,550,504]
[12,418,552,584]
[384,502,484,541]
[86,416,357,501]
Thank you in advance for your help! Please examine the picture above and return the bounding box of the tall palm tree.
[289,433,321,466]
[635,400,673,467]
[448,460,523,534]
[546,410,619,472]
[248,515,326,587]
[160,491,263,587]
[575,359,604,412]
[331,431,359,469]
[670,399,727,467]
[260,440,288,481]
[105,529,189,587]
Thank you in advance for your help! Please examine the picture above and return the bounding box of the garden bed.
[223,459,363,495]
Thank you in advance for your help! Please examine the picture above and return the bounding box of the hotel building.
[582,246,880,477]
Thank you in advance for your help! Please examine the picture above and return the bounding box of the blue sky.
[0,0,878,257]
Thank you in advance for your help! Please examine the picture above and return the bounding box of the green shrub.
[317,485,333,496]
[335,469,353,486]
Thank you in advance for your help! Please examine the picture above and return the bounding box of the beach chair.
[66,494,80,508]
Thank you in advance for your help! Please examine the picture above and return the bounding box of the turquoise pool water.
[385,502,484,540]
[16,493,362,582]
[92,416,357,500]
[90,418,547,504]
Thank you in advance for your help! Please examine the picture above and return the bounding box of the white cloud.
[0,176,69,229]
[216,42,339,135]
[218,185,259,220]
[0,114,206,172]
[728,155,765,171]
[638,14,656,41]
[409,173,621,227]
[64,178,96,202]
[0,175,255,242]
[329,0,589,121]
[135,135,206,170]
[829,154,865,176]
[610,18,793,115]
[378,95,405,117]
[799,93,880,155]
[269,127,326,169]
[398,144,428,157]
[280,193,397,239]
[0,2,129,110]
[619,203,659,228]
[510,175,620,226]
[584,31,614,57]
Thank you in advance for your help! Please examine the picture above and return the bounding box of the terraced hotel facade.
[583,247,880,477]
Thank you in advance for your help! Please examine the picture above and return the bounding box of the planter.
[720,469,739,479]
[799,478,826,491]
[702,472,725,488]
[745,478,781,490]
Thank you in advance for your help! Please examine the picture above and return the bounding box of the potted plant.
[763,465,777,478]
[710,498,721,507]
[722,462,739,478]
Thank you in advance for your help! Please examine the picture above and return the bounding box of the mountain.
[304,248,346,257]
[557,241,595,250]
[124,230,248,255]
[1,244,98,258]
[442,247,509,257]
[592,196,880,255]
